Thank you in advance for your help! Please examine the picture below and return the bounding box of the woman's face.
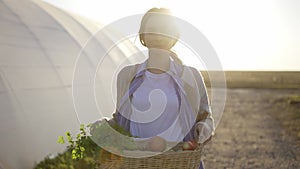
[141,15,178,50]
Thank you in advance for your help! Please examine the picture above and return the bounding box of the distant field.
[201,71,300,89]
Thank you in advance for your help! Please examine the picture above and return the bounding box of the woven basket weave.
[100,142,203,169]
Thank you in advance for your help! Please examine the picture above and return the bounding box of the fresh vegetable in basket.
[34,120,137,168]
[145,136,167,152]
[182,140,199,151]
[89,119,137,151]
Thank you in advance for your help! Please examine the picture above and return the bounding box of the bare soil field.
[202,88,300,169]
[202,71,300,89]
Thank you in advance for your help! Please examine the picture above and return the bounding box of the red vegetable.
[182,141,198,151]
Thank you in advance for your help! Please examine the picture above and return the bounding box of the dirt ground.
[202,88,300,169]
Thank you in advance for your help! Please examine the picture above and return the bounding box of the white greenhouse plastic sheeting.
[0,0,139,168]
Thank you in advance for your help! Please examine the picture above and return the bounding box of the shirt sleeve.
[110,64,139,130]
[110,66,132,127]
[190,67,215,134]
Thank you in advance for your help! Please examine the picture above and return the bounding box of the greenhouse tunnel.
[0,0,140,168]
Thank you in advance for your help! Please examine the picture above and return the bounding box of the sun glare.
[163,0,290,70]
[43,0,299,70]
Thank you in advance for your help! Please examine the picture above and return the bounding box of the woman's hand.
[194,122,213,144]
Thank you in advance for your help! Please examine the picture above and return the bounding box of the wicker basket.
[99,142,203,169]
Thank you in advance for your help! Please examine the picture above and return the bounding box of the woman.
[111,8,215,169]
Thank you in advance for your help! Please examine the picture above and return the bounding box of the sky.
[42,0,300,71]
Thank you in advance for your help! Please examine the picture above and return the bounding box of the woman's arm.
[109,65,138,129]
[190,68,215,144]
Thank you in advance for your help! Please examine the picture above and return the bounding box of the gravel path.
[202,89,300,169]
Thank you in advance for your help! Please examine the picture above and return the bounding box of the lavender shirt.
[115,60,199,141]
[130,70,185,141]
